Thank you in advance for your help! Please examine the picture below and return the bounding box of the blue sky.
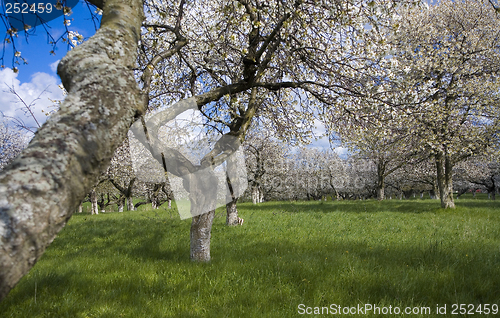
[0,0,98,131]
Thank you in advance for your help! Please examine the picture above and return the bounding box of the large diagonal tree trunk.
[0,0,144,301]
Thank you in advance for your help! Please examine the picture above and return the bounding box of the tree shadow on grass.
[212,233,500,307]
[42,216,191,264]
[1,267,212,318]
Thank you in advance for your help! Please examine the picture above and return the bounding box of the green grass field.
[1,195,499,317]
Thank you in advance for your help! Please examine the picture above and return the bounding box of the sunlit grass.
[1,195,499,317]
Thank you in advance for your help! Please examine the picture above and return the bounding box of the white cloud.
[50,60,61,73]
[334,146,349,158]
[308,136,330,150]
[0,68,64,132]
[312,118,326,136]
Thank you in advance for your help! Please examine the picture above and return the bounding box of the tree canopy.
[1,0,499,301]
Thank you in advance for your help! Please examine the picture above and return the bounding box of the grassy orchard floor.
[1,195,500,317]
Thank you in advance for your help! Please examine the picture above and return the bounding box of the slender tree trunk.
[404,190,413,200]
[489,177,496,200]
[377,161,385,200]
[225,161,242,225]
[78,202,83,213]
[434,178,440,199]
[444,155,455,208]
[430,178,440,199]
[126,197,135,211]
[252,186,260,204]
[331,186,340,201]
[226,198,241,226]
[118,196,124,212]
[90,189,99,215]
[488,187,496,200]
[150,183,162,209]
[162,179,173,209]
[98,193,106,213]
[435,151,455,208]
[377,180,385,201]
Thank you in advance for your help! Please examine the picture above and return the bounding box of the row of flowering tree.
[332,0,500,207]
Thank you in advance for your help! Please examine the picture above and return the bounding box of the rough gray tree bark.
[190,210,215,261]
[377,161,385,201]
[0,0,144,302]
[225,198,239,225]
[435,151,455,208]
[188,169,218,262]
